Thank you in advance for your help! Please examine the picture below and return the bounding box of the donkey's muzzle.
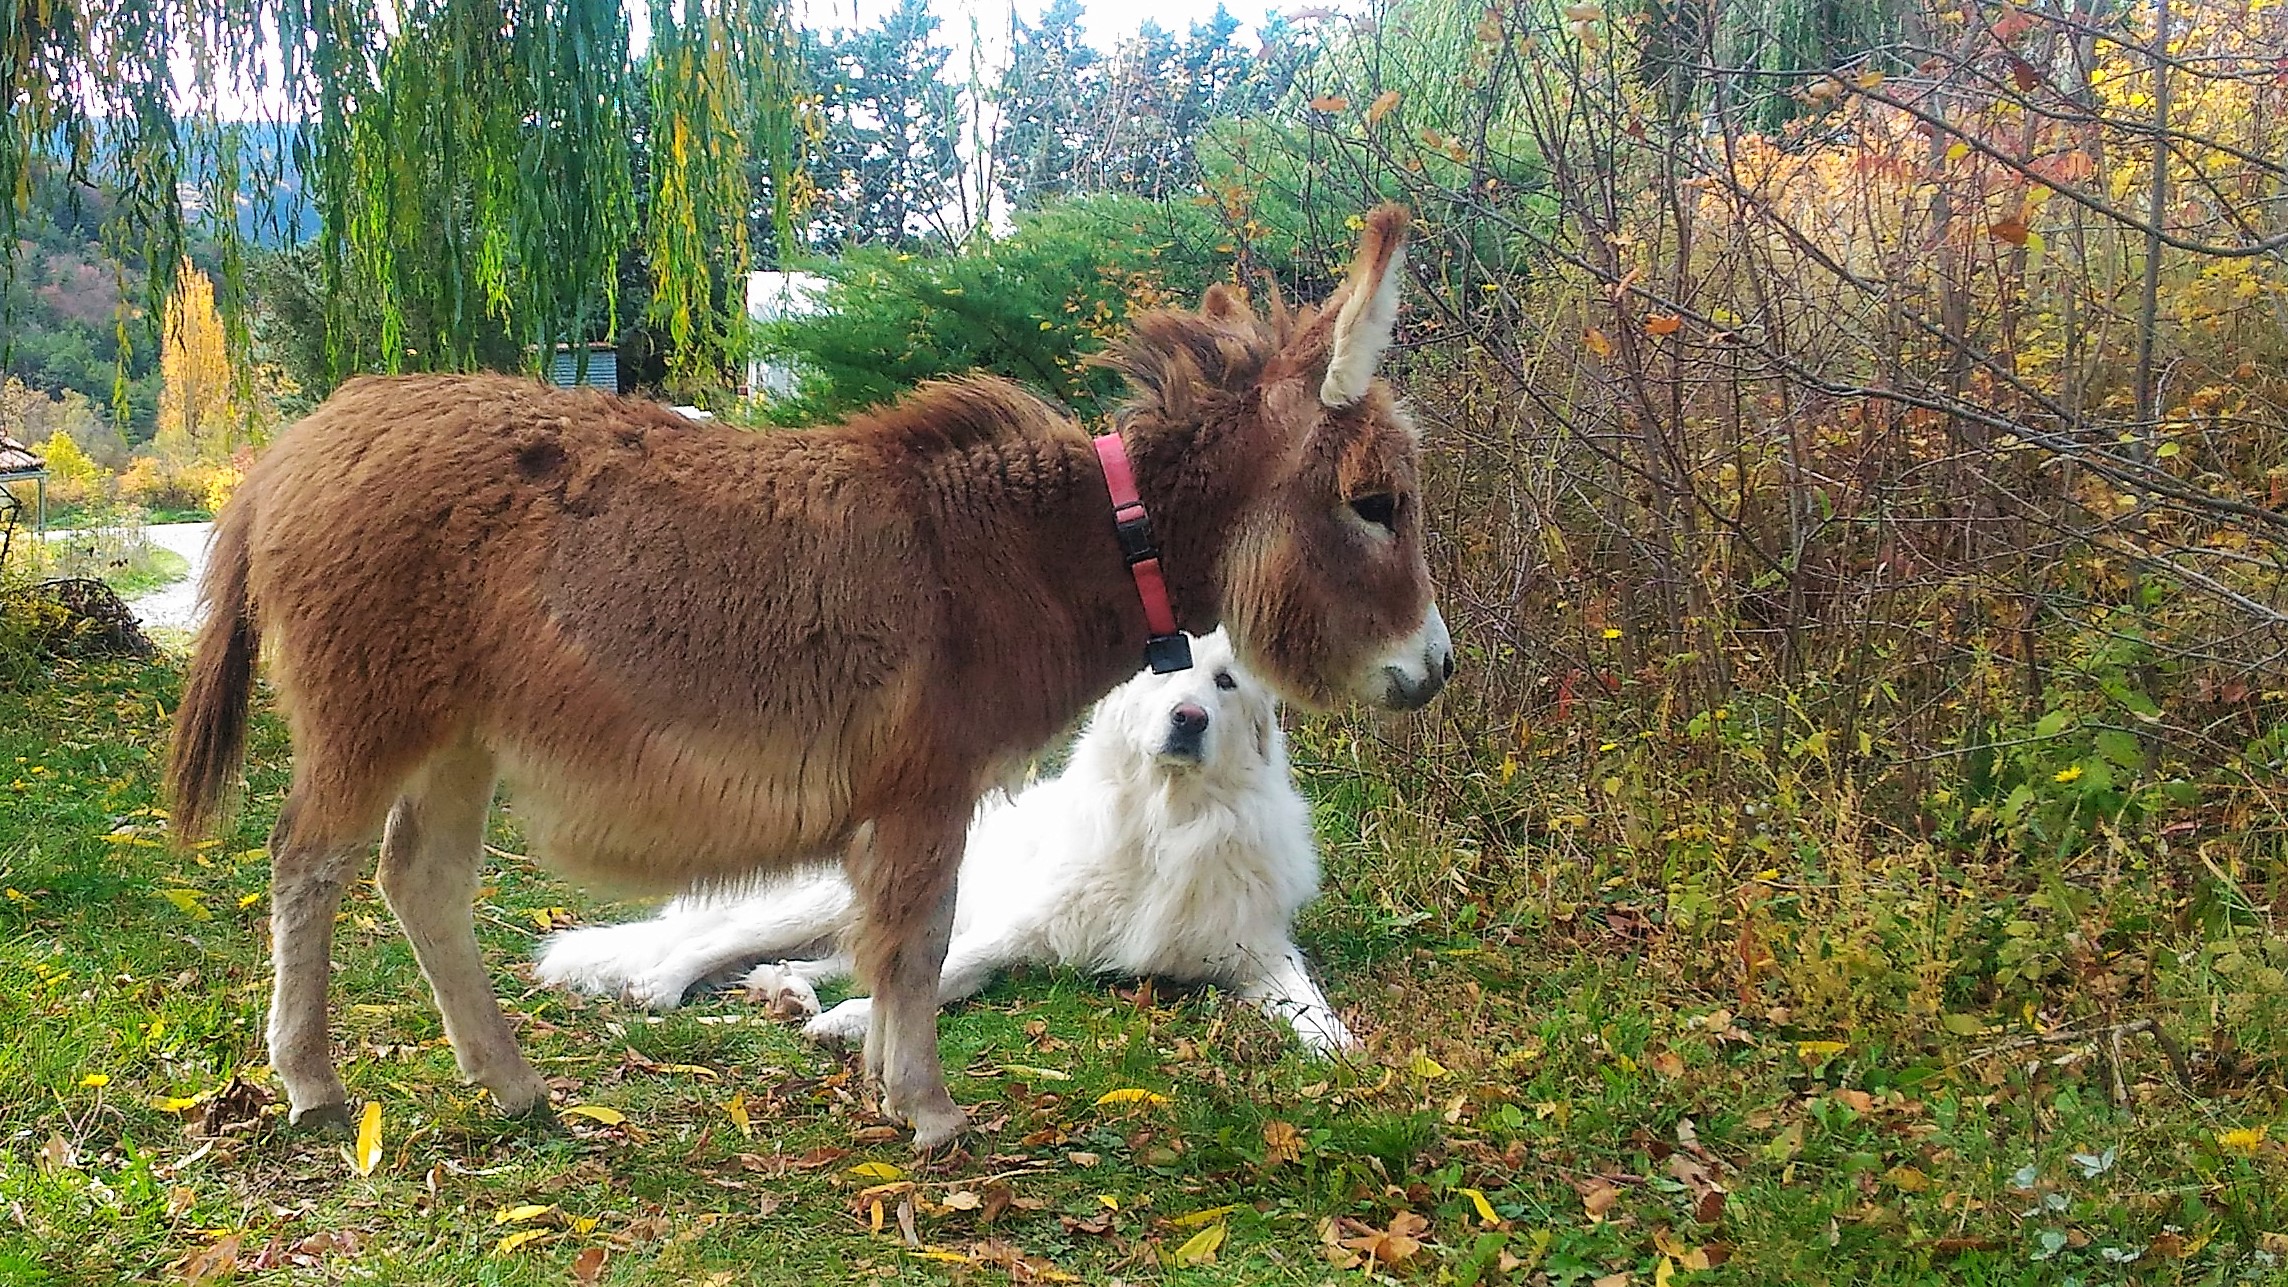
[1372,603,1455,711]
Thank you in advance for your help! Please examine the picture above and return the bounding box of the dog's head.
[1091,629,1279,775]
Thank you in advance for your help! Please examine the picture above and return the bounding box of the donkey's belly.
[492,729,860,894]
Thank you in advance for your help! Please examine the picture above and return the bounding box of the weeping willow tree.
[1,0,799,389]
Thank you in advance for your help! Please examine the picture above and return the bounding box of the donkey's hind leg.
[267,789,378,1132]
[376,743,549,1115]
[850,808,967,1152]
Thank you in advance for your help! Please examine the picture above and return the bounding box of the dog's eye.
[1347,493,1398,532]
[1214,670,1237,691]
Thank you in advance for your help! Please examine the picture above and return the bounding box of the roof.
[0,434,44,477]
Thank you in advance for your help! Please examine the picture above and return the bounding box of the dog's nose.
[1171,703,1210,735]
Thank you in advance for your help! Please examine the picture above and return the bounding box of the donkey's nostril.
[1442,653,1456,681]
[1171,703,1210,734]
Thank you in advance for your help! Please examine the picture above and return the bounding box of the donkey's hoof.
[901,1097,968,1154]
[485,1071,552,1117]
[290,1100,356,1136]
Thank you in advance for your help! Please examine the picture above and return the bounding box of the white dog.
[533,630,1358,1054]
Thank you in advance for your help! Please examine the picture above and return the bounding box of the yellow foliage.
[155,260,243,465]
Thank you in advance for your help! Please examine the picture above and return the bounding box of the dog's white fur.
[533,630,1359,1054]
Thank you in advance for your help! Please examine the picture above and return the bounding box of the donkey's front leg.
[851,809,967,1152]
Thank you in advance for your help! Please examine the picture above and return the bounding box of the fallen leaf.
[493,1228,552,1256]
[1065,1151,1101,1168]
[1172,1221,1226,1266]
[725,1092,752,1139]
[1093,1087,1168,1107]
[559,1105,626,1127]
[175,1235,241,1285]
[351,1101,382,1177]
[943,1190,983,1211]
[1262,1119,1304,1167]
[1461,1186,1501,1226]
[1795,1040,1846,1063]
[1170,1205,1239,1228]
[570,1246,607,1283]
[160,888,213,920]
[1655,1228,1713,1269]
[494,1204,555,1225]
[1579,1179,1620,1222]
[1650,1051,1686,1078]
[848,1161,905,1181]
[1886,1165,1931,1192]
[996,1064,1070,1082]
[1595,1273,1632,1287]
[1408,1051,1449,1079]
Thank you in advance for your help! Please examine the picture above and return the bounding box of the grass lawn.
[0,657,2282,1285]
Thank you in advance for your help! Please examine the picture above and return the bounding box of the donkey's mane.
[1104,288,1333,425]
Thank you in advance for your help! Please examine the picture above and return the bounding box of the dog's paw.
[743,962,823,1020]
[532,929,640,997]
[621,972,695,1012]
[803,999,872,1046]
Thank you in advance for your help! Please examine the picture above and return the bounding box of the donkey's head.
[1110,205,1452,712]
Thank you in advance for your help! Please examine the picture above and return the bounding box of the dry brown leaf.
[175,1235,241,1285]
[1261,1120,1304,1168]
[1650,1051,1685,1078]
[1579,1179,1621,1221]
[1989,218,2030,246]
[570,1246,608,1283]
[1585,327,1614,359]
[1366,90,1401,125]
[1309,95,1349,112]
[1644,314,1683,337]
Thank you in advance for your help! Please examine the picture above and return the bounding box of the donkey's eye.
[1348,493,1399,532]
[1214,670,1237,691]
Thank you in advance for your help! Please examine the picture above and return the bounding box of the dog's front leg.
[1241,942,1360,1057]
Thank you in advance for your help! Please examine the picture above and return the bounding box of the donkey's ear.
[1201,283,1252,322]
[1320,204,1412,408]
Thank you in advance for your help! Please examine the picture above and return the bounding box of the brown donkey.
[169,205,1450,1150]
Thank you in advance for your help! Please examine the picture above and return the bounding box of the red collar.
[1092,431,1193,674]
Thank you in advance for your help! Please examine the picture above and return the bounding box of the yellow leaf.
[1945,141,1970,162]
[1657,1256,1676,1287]
[494,1204,556,1225]
[1366,90,1401,125]
[571,1215,600,1234]
[1795,1040,1847,1062]
[78,1073,109,1088]
[1172,1221,1227,1266]
[1886,1165,1931,1192]
[493,1228,552,1256]
[725,1091,753,1139]
[1098,1194,1120,1210]
[1409,1051,1449,1079]
[1585,327,1614,359]
[1171,1205,1240,1228]
[159,888,212,920]
[1263,1119,1305,1167]
[1854,69,1884,90]
[1461,1187,1500,1225]
[849,1161,905,1181]
[352,1100,383,1176]
[1094,1088,1169,1107]
[2217,1125,2269,1154]
[997,1064,1071,1081]
[559,1105,625,1126]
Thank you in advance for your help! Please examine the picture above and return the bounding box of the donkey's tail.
[168,501,258,842]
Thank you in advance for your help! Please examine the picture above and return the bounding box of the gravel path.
[127,521,215,633]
